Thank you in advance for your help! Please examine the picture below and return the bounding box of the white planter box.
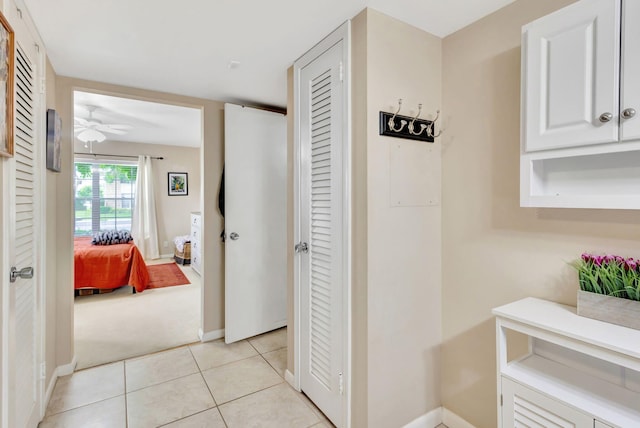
[577,290,640,331]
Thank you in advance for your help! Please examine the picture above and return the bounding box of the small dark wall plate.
[379,111,435,143]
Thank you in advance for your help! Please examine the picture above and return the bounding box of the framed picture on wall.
[168,172,188,196]
[0,11,14,158]
[46,109,62,172]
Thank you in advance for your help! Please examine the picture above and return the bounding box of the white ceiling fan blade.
[98,128,128,135]
[104,124,133,130]
[74,117,90,126]
[95,124,131,133]
[77,129,106,143]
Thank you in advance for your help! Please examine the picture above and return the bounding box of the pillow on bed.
[91,230,133,245]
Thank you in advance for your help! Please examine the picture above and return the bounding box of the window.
[74,162,138,236]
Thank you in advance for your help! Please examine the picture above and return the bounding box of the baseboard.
[44,369,59,412]
[285,369,299,390]
[160,253,174,259]
[43,356,78,415]
[443,408,476,428]
[403,407,442,428]
[56,356,77,376]
[198,328,224,342]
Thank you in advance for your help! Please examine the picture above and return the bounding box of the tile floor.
[40,328,334,428]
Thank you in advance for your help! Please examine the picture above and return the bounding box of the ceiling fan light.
[77,128,106,143]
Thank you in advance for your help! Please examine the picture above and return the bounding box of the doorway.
[71,90,204,369]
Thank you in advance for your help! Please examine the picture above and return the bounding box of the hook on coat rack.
[408,104,428,136]
[426,110,442,138]
[379,101,442,143]
[387,99,407,132]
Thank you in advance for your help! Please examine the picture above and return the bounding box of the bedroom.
[71,89,204,368]
[4,0,640,428]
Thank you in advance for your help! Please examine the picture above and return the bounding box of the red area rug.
[147,263,191,289]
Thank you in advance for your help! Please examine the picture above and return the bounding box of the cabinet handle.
[622,108,636,120]
[598,112,613,123]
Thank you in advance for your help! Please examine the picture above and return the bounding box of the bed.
[74,237,150,293]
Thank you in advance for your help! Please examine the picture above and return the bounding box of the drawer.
[191,228,199,243]
[191,240,199,252]
[191,251,201,274]
[191,213,201,228]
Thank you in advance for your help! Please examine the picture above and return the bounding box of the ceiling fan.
[74,105,132,143]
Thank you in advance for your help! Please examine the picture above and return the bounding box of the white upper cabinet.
[522,0,620,152]
[520,0,640,209]
[621,0,640,141]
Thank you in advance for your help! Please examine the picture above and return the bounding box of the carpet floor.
[74,260,201,370]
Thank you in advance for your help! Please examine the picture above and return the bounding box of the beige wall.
[74,140,201,254]
[439,1,640,427]
[363,10,442,427]
[350,11,369,428]
[44,57,58,389]
[54,77,225,369]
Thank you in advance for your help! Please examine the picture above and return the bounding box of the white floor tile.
[39,395,126,428]
[125,347,199,392]
[248,327,287,354]
[126,373,215,428]
[46,362,125,416]
[162,408,227,428]
[219,383,320,428]
[189,339,257,371]
[202,355,283,404]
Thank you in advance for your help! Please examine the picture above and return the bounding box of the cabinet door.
[621,0,640,141]
[501,378,593,428]
[522,0,620,152]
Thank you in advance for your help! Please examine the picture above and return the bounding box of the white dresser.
[493,298,640,428]
[190,212,201,275]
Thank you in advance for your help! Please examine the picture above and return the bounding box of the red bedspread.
[74,237,150,293]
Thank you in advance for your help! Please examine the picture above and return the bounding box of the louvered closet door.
[6,39,41,428]
[299,38,345,427]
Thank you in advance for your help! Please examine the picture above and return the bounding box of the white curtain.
[132,155,160,259]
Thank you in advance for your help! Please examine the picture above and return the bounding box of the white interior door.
[295,23,349,428]
[224,103,287,344]
[1,15,43,428]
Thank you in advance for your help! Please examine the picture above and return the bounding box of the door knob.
[229,232,239,241]
[622,108,636,119]
[295,242,309,254]
[10,266,34,283]
[598,112,613,123]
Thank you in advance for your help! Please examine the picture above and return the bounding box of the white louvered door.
[297,27,348,427]
[3,26,43,428]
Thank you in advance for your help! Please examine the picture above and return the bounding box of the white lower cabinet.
[493,298,640,428]
[502,378,595,428]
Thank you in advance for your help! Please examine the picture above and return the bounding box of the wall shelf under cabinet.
[520,142,640,209]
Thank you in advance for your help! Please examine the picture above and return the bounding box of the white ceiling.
[74,91,202,147]
[24,0,517,109]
